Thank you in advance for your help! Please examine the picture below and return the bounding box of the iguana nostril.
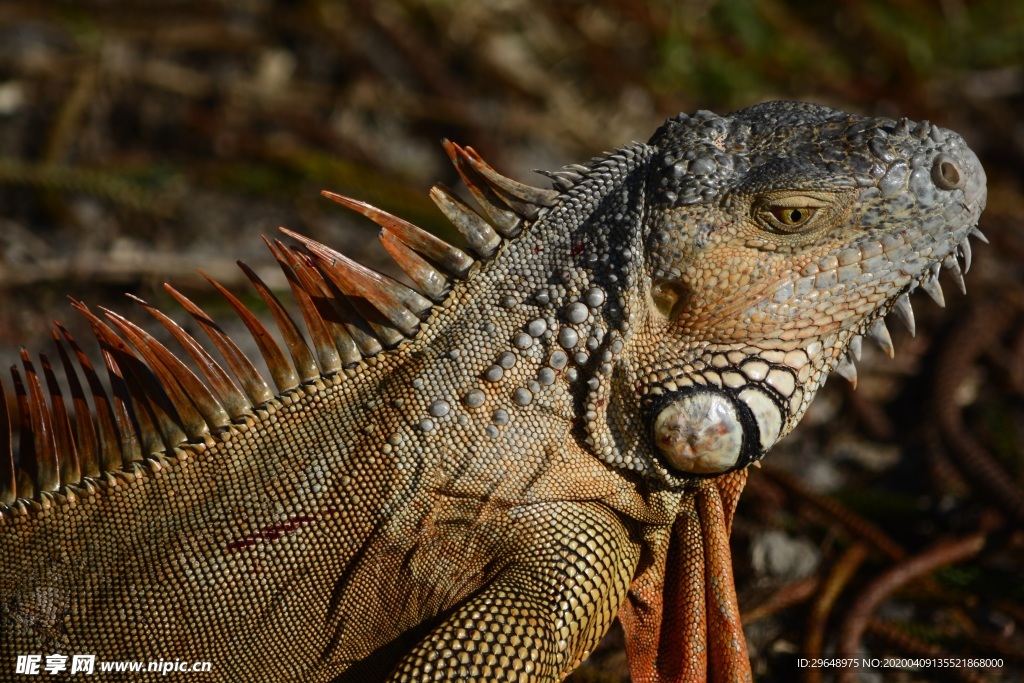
[932,154,966,190]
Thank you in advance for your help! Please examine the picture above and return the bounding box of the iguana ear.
[618,469,750,683]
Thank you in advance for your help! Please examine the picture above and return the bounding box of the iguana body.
[1,102,987,681]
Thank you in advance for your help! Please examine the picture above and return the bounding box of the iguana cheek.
[651,384,785,475]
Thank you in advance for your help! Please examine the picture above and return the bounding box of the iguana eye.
[769,206,816,228]
[754,194,833,234]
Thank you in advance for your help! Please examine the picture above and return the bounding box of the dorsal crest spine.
[0,144,558,511]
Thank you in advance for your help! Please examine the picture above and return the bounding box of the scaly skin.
[0,102,986,681]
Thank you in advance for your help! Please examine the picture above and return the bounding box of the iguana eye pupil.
[759,204,821,233]
[770,206,812,226]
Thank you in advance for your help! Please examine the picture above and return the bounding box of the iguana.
[0,101,987,682]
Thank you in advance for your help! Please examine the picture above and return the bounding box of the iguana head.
[633,101,986,480]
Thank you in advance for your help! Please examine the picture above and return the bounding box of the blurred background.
[0,1,1021,681]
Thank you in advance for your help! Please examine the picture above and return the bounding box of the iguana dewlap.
[1,102,986,682]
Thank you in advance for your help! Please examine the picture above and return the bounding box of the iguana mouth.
[837,209,987,386]
[848,230,977,369]
[857,129,986,339]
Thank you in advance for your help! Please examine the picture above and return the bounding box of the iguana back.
[1,102,987,682]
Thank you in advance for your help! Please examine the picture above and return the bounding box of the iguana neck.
[371,144,661,498]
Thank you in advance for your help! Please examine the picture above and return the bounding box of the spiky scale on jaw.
[0,101,985,683]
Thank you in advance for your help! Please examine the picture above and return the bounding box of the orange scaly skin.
[620,469,750,682]
[1,102,986,681]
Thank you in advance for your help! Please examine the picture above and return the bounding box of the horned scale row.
[0,142,556,511]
